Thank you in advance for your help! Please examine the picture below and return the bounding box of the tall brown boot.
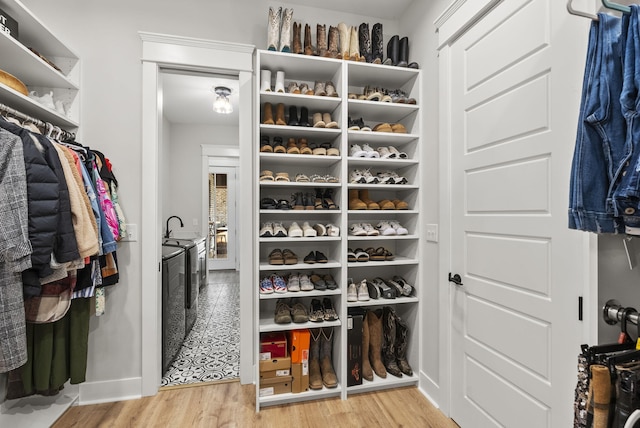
[362,311,373,381]
[368,309,387,378]
[263,102,274,125]
[309,328,322,390]
[327,26,339,58]
[275,103,286,126]
[359,189,380,210]
[304,24,315,56]
[320,327,338,388]
[317,24,328,57]
[292,22,302,54]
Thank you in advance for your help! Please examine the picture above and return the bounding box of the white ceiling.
[161,71,239,126]
[285,0,415,20]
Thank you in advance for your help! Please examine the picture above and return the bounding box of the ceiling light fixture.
[212,86,233,114]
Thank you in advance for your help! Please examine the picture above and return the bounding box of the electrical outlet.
[122,224,138,242]
[426,224,438,243]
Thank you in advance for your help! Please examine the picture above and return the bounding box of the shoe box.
[260,331,287,359]
[288,330,310,393]
[259,375,293,397]
[347,309,365,387]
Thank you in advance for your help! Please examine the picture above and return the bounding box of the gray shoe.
[274,299,292,324]
[291,302,309,323]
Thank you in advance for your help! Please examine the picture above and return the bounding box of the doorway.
[208,165,238,270]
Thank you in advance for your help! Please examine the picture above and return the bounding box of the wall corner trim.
[434,0,502,49]
[139,32,255,54]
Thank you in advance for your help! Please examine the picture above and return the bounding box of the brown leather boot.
[292,22,302,54]
[320,328,338,388]
[368,309,387,378]
[327,26,339,58]
[362,311,373,381]
[304,24,315,56]
[309,328,322,390]
[263,102,274,125]
[275,103,286,126]
[359,189,380,210]
[317,24,327,57]
[382,307,402,377]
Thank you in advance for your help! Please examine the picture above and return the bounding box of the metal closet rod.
[0,102,75,140]
[603,299,640,326]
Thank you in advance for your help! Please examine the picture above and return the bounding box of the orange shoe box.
[260,332,287,359]
[288,329,310,364]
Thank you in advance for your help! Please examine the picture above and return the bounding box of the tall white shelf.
[254,50,421,409]
[0,0,81,425]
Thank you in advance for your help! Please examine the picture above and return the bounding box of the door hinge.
[578,296,583,321]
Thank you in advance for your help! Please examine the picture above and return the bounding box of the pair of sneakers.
[377,145,408,159]
[288,221,317,237]
[260,222,287,237]
[349,223,379,236]
[313,223,340,237]
[376,220,408,236]
[287,273,314,292]
[349,169,379,184]
[347,279,371,302]
[274,299,309,324]
[350,143,379,158]
[259,274,288,294]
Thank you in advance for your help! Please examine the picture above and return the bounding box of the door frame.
[141,32,254,396]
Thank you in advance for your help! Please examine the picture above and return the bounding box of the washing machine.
[161,245,186,373]
[163,238,200,334]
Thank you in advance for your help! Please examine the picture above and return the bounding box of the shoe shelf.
[0,85,79,127]
[259,50,342,79]
[260,209,341,215]
[347,157,418,167]
[347,130,418,144]
[259,261,342,271]
[259,317,341,333]
[347,99,418,123]
[259,386,342,408]
[260,181,342,188]
[346,374,419,395]
[260,288,342,300]
[346,296,419,308]
[346,61,420,89]
[260,236,341,243]
[346,257,418,268]
[260,153,342,166]
[261,124,342,138]
[347,234,419,241]
[260,91,342,111]
[347,183,419,190]
[348,210,419,215]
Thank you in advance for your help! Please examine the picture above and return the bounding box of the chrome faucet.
[165,216,184,239]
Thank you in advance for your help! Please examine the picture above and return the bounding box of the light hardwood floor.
[52,381,458,427]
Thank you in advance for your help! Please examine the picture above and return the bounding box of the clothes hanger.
[602,0,631,14]
[567,0,599,20]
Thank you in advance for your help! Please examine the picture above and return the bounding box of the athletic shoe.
[376,220,397,236]
[362,223,379,236]
[347,279,358,302]
[287,273,300,292]
[389,220,408,235]
[288,222,303,237]
[349,223,367,236]
[271,274,288,293]
[272,222,287,237]
[260,276,274,294]
[350,144,366,158]
[362,143,380,158]
[259,222,274,237]
[357,279,370,301]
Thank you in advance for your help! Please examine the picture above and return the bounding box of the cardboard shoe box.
[288,329,310,364]
[260,331,287,359]
[347,313,364,386]
[259,375,293,396]
[259,356,291,380]
[291,362,309,393]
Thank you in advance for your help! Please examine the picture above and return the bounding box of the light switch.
[426,224,438,243]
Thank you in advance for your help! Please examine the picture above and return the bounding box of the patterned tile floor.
[161,270,240,387]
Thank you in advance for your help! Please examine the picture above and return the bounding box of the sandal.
[275,172,290,182]
[286,138,300,154]
[260,170,274,181]
[354,248,369,262]
[295,173,310,182]
[282,248,298,265]
[347,248,357,263]
[377,246,394,260]
[310,174,326,183]
[268,248,284,265]
[277,199,292,210]
[323,189,338,210]
[298,138,313,155]
[260,136,273,152]
[314,190,325,210]
[273,136,286,153]
[366,247,386,262]
[324,175,339,183]
[260,198,278,209]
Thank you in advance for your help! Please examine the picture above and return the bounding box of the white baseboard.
[78,377,143,405]
[419,370,442,410]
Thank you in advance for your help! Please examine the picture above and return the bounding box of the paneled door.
[446,0,588,426]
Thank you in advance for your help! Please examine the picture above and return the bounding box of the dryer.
[163,238,200,334]
[161,245,186,373]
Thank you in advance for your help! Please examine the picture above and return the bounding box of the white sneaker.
[313,223,327,236]
[350,169,366,184]
[287,273,300,292]
[288,222,303,237]
[273,222,287,237]
[347,279,358,302]
[377,146,394,159]
[376,220,397,236]
[300,274,314,291]
[362,223,379,236]
[326,223,340,237]
[362,143,380,158]
[350,144,366,158]
[349,223,367,236]
[376,170,407,184]
[357,279,370,301]
[302,221,317,237]
[388,145,407,158]
[358,169,379,184]
[259,222,274,237]
[389,220,408,235]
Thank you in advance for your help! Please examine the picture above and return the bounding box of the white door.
[208,165,237,270]
[447,0,588,426]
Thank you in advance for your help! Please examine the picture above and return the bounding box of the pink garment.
[92,161,119,239]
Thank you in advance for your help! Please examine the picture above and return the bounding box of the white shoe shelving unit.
[254,49,421,409]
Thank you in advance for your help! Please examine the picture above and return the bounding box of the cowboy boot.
[309,328,323,390]
[262,102,274,125]
[320,328,338,388]
[292,21,302,54]
[398,36,409,67]
[327,26,339,58]
[304,24,316,56]
[395,313,413,376]
[317,24,328,57]
[372,23,383,64]
[384,35,399,66]
[267,7,281,51]
[279,8,293,52]
[358,23,372,63]
[349,26,362,61]
[382,307,402,377]
[338,22,350,60]
[362,311,373,381]
[275,103,287,126]
[368,309,387,378]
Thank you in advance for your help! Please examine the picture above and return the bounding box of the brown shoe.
[263,102,275,125]
[349,189,367,210]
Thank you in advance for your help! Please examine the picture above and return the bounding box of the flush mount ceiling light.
[212,86,233,114]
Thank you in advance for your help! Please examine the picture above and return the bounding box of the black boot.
[612,363,640,428]
[398,36,408,67]
[299,106,310,127]
[382,307,402,377]
[292,192,304,210]
[359,23,372,63]
[395,314,413,376]
[372,23,383,64]
[384,35,399,66]
[288,105,299,126]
